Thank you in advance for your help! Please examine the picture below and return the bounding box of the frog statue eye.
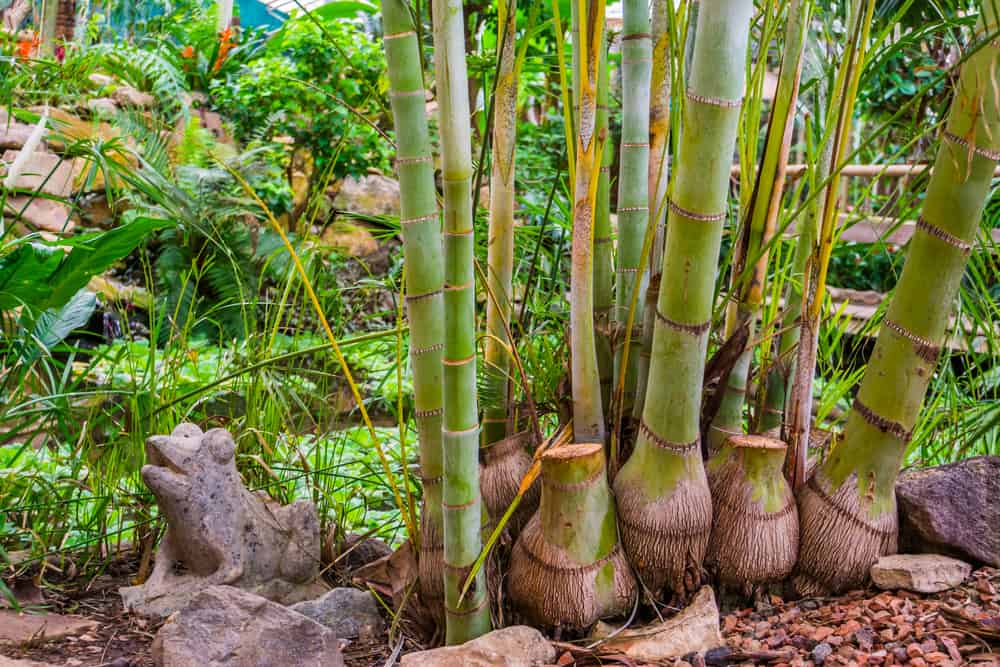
[203,429,237,464]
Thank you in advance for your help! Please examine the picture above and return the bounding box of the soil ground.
[1,561,997,666]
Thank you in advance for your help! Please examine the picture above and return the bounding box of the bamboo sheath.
[382,0,447,620]
[613,0,651,419]
[431,0,491,642]
[795,12,1000,595]
[614,0,753,596]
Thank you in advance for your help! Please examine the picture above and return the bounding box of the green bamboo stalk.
[382,0,447,622]
[569,0,608,443]
[709,0,810,452]
[613,0,753,597]
[795,10,1000,596]
[431,0,491,642]
[39,0,59,55]
[482,0,519,448]
[594,41,614,414]
[759,114,828,433]
[613,0,651,420]
[784,0,872,490]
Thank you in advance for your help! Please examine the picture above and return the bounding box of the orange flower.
[213,28,235,72]
[181,45,195,59]
[15,32,38,60]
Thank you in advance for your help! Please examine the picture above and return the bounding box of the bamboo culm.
[594,42,614,415]
[431,0,492,642]
[614,0,754,597]
[614,0,651,420]
[794,12,1000,596]
[382,0,446,620]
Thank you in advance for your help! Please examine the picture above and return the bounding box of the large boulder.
[151,586,345,667]
[896,456,999,567]
[289,587,384,641]
[400,626,556,667]
[1,150,79,197]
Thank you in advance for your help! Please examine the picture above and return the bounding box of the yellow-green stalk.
[382,0,448,621]
[708,0,810,453]
[569,0,608,443]
[795,11,1000,596]
[613,0,753,597]
[482,0,519,449]
[594,41,614,414]
[431,0,491,642]
[613,0,651,420]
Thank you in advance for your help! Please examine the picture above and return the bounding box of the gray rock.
[870,554,971,593]
[897,456,1000,567]
[812,642,833,665]
[151,585,344,667]
[331,174,400,217]
[87,97,119,117]
[289,587,384,640]
[400,626,555,667]
[120,424,328,618]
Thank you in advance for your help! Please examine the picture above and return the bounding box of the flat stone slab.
[871,554,971,593]
[289,587,384,640]
[0,610,98,643]
[401,626,555,667]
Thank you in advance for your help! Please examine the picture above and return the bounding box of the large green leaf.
[0,216,172,313]
[32,289,98,352]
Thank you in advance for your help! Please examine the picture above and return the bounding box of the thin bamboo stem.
[382,0,447,620]
[431,0,491,642]
[594,41,614,414]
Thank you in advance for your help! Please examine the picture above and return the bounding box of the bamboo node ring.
[654,307,711,336]
[411,343,445,356]
[883,319,940,364]
[941,130,1000,161]
[853,397,912,442]
[668,198,726,222]
[685,88,743,109]
[638,419,700,454]
[395,155,433,165]
[414,407,444,418]
[383,30,416,41]
[405,288,443,302]
[400,212,438,226]
[915,217,972,254]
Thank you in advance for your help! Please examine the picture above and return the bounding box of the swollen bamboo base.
[480,431,539,534]
[707,435,798,589]
[792,469,897,596]
[508,444,636,630]
[418,499,445,626]
[613,453,712,597]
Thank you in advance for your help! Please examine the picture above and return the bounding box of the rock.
[590,586,723,662]
[0,610,98,642]
[870,554,971,593]
[87,97,119,117]
[321,221,380,257]
[112,85,156,108]
[0,658,63,667]
[4,195,74,234]
[289,587,384,641]
[119,424,328,618]
[88,73,115,89]
[897,456,1000,567]
[0,112,44,150]
[331,173,400,217]
[2,149,79,197]
[151,586,344,667]
[812,642,833,665]
[400,626,555,667]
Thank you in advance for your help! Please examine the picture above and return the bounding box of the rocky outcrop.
[120,424,327,618]
[896,456,999,567]
[151,586,344,667]
[400,626,555,667]
[331,173,400,217]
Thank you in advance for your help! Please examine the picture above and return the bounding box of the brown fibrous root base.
[613,468,712,598]
[792,470,897,596]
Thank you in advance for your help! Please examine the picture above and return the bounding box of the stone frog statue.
[121,423,327,617]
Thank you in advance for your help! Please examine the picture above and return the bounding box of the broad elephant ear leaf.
[29,289,97,353]
[0,216,173,314]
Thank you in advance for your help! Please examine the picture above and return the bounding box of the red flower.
[181,45,195,59]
